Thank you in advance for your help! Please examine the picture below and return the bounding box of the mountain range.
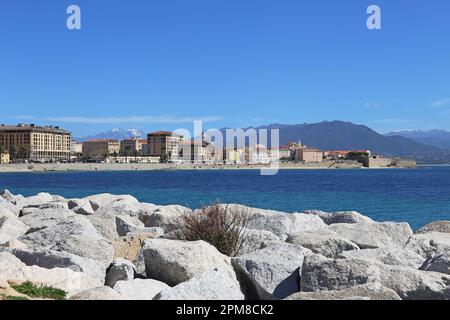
[75,121,450,163]
[385,130,450,150]
[76,128,145,142]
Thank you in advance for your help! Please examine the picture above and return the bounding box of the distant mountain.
[76,128,145,142]
[216,121,443,162]
[385,130,450,150]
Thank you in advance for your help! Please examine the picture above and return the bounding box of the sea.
[1,165,450,230]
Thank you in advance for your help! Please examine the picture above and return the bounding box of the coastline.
[0,162,417,173]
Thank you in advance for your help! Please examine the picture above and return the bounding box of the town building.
[0,124,71,161]
[178,141,208,163]
[294,144,324,163]
[120,138,148,157]
[1,151,10,164]
[106,156,160,164]
[278,146,293,160]
[147,131,184,162]
[247,144,271,164]
[82,139,120,159]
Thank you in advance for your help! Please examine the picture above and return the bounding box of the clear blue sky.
[1,0,449,136]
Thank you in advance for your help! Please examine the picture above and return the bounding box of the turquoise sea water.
[1,166,450,230]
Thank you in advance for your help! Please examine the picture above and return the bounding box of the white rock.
[300,254,450,300]
[222,205,327,240]
[68,199,95,215]
[0,197,20,216]
[339,247,426,268]
[143,238,234,286]
[238,228,281,255]
[113,279,169,300]
[14,192,54,210]
[416,221,450,234]
[19,215,114,267]
[405,232,450,259]
[105,258,136,287]
[69,286,123,300]
[0,211,30,244]
[19,208,77,233]
[287,229,359,258]
[0,251,102,296]
[155,267,244,300]
[232,243,312,299]
[329,221,413,249]
[83,194,139,212]
[5,248,106,282]
[141,205,192,232]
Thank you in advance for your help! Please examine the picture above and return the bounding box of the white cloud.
[16,115,222,124]
[432,98,450,107]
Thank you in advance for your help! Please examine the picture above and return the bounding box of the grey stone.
[113,279,169,300]
[19,215,114,267]
[416,221,450,234]
[285,283,401,300]
[405,232,450,259]
[84,193,139,212]
[14,192,54,210]
[155,267,244,300]
[238,228,280,255]
[69,286,123,300]
[0,210,29,244]
[420,251,450,275]
[232,243,312,299]
[339,247,426,268]
[141,205,192,233]
[329,221,413,249]
[305,210,375,225]
[19,208,77,233]
[105,258,136,287]
[143,238,234,286]
[300,254,450,300]
[287,229,359,258]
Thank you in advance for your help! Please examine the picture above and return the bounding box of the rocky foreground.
[1,190,450,300]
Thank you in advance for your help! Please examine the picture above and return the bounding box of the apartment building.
[120,138,148,156]
[178,141,208,163]
[1,151,10,164]
[0,124,71,161]
[147,131,184,162]
[82,139,120,159]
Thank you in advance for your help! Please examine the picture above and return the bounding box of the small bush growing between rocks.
[177,203,253,257]
[11,281,67,300]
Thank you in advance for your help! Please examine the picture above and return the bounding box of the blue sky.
[0,0,449,137]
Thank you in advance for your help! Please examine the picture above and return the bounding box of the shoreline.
[0,162,418,173]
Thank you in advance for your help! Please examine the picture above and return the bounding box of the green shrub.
[11,281,67,300]
[177,203,253,257]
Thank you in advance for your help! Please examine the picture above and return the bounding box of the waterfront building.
[120,138,148,157]
[1,151,10,164]
[178,141,208,163]
[82,139,120,159]
[106,156,160,164]
[294,144,324,163]
[147,131,184,162]
[247,144,271,164]
[0,124,71,161]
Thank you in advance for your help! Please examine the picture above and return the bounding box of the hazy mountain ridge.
[385,130,450,150]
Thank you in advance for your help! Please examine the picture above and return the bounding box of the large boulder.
[19,208,77,233]
[287,229,359,258]
[83,194,139,212]
[69,286,123,300]
[416,221,450,235]
[141,205,192,233]
[96,199,142,218]
[19,216,114,267]
[329,222,413,249]
[0,189,21,203]
[0,251,102,296]
[4,248,106,282]
[0,211,29,244]
[155,267,244,300]
[232,243,312,299]
[0,197,20,216]
[86,213,148,241]
[339,247,426,269]
[143,239,234,286]
[238,228,280,256]
[105,258,136,287]
[405,232,450,259]
[420,251,450,275]
[305,210,374,225]
[300,254,450,300]
[113,279,169,300]
[113,232,154,261]
[285,283,401,300]
[221,205,327,240]
[14,192,54,210]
